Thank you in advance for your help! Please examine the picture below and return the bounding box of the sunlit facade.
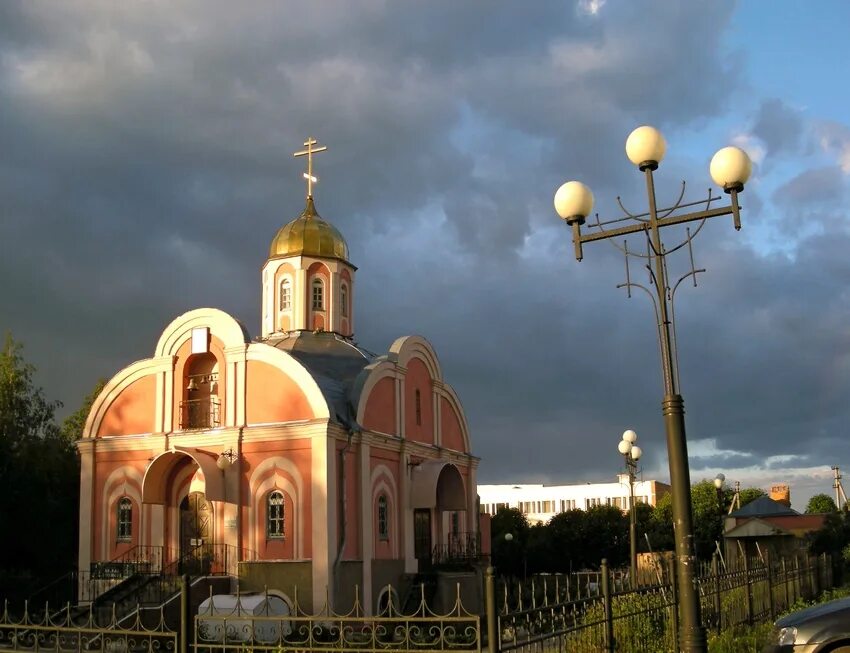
[77,179,478,614]
[478,476,670,525]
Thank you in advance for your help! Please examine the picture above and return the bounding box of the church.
[77,139,480,613]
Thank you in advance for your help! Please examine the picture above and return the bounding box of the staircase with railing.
[25,543,254,623]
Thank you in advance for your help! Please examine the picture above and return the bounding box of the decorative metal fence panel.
[193,584,481,653]
[0,601,177,652]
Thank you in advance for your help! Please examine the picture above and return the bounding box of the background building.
[478,476,670,524]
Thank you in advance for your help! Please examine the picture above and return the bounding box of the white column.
[311,433,337,612]
[295,268,308,330]
[77,441,95,575]
[359,442,373,614]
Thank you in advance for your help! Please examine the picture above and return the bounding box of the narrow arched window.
[279,279,291,311]
[311,278,324,310]
[377,495,389,541]
[341,284,348,317]
[415,389,422,426]
[267,491,285,539]
[117,497,132,542]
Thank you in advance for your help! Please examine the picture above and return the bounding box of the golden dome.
[269,197,349,261]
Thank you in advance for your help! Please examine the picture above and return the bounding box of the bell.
[210,379,218,394]
[187,377,198,391]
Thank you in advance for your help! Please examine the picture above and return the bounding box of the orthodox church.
[77,139,479,613]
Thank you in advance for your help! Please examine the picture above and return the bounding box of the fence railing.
[491,552,833,653]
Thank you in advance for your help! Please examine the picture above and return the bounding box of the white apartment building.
[478,475,671,525]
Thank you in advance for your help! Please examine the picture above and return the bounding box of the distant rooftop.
[730,495,799,518]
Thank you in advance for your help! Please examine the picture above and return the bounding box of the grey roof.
[263,331,374,429]
[729,495,799,518]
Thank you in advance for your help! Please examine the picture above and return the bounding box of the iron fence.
[192,582,481,653]
[490,553,833,653]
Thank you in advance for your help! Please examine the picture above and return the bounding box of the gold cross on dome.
[293,137,328,199]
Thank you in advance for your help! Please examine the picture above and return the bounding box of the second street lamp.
[554,125,752,653]
[618,429,642,589]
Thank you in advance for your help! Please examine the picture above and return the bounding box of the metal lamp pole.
[554,126,752,653]
[714,473,726,513]
[619,429,643,588]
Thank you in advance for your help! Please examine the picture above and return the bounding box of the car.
[763,596,850,652]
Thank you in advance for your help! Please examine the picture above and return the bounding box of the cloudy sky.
[2,1,850,511]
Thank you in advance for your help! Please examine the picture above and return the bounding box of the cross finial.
[293,137,328,199]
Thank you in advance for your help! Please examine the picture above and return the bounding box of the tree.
[806,494,838,514]
[0,334,86,601]
[490,507,529,578]
[738,486,767,506]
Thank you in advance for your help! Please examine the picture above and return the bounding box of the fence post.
[666,555,679,649]
[601,559,614,653]
[765,550,775,622]
[711,553,722,634]
[794,555,802,602]
[781,558,789,610]
[742,555,753,625]
[180,573,190,653]
[485,566,498,653]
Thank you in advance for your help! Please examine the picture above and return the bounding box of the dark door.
[414,509,432,566]
[180,492,212,573]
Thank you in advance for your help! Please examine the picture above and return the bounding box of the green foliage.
[0,333,95,600]
[490,507,529,577]
[707,622,773,653]
[806,493,838,514]
[738,487,767,506]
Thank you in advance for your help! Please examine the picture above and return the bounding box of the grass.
[707,585,850,653]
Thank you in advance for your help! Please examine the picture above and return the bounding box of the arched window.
[415,389,422,426]
[267,491,285,539]
[279,279,291,311]
[311,278,324,310]
[341,283,348,317]
[117,497,132,541]
[377,494,389,541]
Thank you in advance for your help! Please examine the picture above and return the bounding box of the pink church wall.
[240,440,313,559]
[404,358,433,444]
[97,375,157,436]
[92,454,148,561]
[440,397,466,453]
[340,268,353,337]
[245,361,314,424]
[363,377,396,434]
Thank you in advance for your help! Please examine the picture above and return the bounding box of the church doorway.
[180,491,212,573]
[414,508,432,568]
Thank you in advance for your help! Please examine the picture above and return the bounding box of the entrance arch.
[142,447,226,504]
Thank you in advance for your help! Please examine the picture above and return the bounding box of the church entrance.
[414,509,432,568]
[180,491,212,574]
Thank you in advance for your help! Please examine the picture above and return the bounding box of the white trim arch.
[155,308,249,358]
[248,457,305,558]
[353,360,399,430]
[372,480,398,558]
[388,336,442,381]
[142,448,225,504]
[435,385,472,454]
[252,477,301,558]
[84,359,169,438]
[100,467,144,560]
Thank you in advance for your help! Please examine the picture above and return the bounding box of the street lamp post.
[714,473,726,512]
[618,429,643,588]
[554,126,752,653]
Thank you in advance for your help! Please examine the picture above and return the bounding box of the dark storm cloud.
[752,98,805,157]
[1,0,848,499]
